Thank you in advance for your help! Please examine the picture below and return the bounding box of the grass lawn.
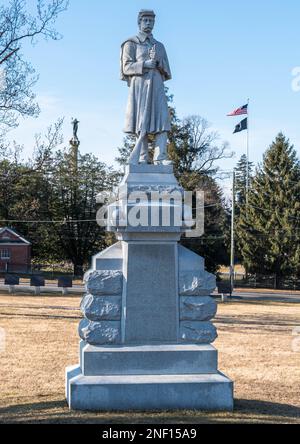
[0,294,299,424]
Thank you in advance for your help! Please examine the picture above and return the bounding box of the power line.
[0,202,224,225]
[0,219,97,224]
[246,204,300,221]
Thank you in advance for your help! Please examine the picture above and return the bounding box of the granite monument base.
[66,164,234,411]
[66,368,233,412]
[66,342,233,411]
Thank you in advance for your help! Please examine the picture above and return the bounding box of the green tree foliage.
[181,174,230,273]
[0,120,120,275]
[237,133,300,284]
[234,154,254,207]
[46,148,119,275]
[0,119,64,261]
[234,154,254,262]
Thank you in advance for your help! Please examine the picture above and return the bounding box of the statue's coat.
[121,32,171,135]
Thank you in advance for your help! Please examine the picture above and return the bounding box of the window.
[0,249,10,260]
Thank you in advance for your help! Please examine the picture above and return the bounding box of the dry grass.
[0,294,299,424]
[220,265,245,274]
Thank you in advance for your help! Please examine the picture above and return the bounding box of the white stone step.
[66,365,233,411]
[80,343,218,376]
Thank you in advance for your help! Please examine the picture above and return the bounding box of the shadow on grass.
[234,399,300,418]
[0,398,299,424]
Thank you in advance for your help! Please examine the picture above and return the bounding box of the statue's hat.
[138,9,156,22]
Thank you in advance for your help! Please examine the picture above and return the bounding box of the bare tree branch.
[173,115,234,175]
[0,0,69,132]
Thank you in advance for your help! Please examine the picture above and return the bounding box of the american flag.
[227,104,248,117]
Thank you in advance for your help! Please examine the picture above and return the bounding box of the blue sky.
[9,0,300,190]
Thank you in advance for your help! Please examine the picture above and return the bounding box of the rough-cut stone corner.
[81,294,122,321]
[180,296,217,321]
[79,319,121,345]
[84,270,123,296]
[180,321,218,344]
[179,271,216,296]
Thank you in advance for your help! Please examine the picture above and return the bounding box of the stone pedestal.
[66,165,233,411]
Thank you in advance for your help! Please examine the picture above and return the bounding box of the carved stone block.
[180,296,217,321]
[79,319,121,345]
[180,321,217,344]
[179,271,216,296]
[81,294,122,321]
[84,270,123,296]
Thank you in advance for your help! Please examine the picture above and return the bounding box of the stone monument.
[66,9,233,411]
[69,118,80,171]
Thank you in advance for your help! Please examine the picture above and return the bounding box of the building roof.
[0,227,31,245]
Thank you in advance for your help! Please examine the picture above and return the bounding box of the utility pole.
[230,171,236,295]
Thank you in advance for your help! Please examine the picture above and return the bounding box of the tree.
[0,120,120,275]
[237,133,300,284]
[234,154,254,207]
[234,154,254,263]
[116,95,231,272]
[46,148,120,275]
[116,92,234,176]
[0,0,68,135]
[169,115,233,176]
[181,174,230,273]
[115,134,135,167]
[0,119,65,261]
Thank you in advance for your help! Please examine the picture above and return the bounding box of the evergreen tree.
[181,173,230,273]
[238,133,300,285]
[234,154,254,207]
[234,154,254,263]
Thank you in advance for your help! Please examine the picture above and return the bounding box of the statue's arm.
[158,45,172,81]
[122,41,144,76]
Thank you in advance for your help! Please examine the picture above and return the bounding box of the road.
[221,290,300,303]
[1,282,300,301]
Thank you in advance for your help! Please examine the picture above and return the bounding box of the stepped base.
[66,365,233,411]
[80,343,218,376]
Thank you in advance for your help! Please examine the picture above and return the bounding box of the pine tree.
[238,133,300,285]
[234,154,254,263]
[181,173,230,273]
[234,154,254,207]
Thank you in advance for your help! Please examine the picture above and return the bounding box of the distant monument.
[71,118,79,140]
[69,118,80,170]
[66,10,233,411]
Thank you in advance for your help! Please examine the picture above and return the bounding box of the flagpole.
[246,98,250,205]
[230,171,236,296]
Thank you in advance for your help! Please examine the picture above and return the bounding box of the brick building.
[0,227,31,273]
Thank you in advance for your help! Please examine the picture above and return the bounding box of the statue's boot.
[139,136,150,164]
[154,132,173,165]
[129,134,149,165]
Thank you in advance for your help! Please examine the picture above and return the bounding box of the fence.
[0,262,88,278]
[0,273,83,296]
[221,273,300,291]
